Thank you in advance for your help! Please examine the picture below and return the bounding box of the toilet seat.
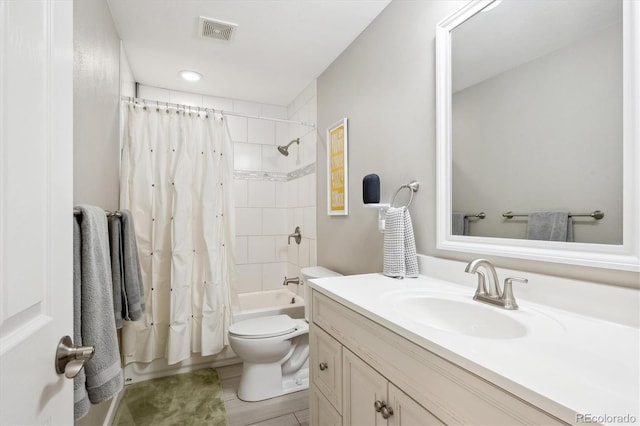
[229,314,298,339]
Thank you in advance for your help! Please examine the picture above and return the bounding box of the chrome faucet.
[288,226,302,245]
[464,259,528,310]
[282,276,300,286]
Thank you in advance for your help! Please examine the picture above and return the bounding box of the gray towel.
[75,205,123,405]
[383,207,419,279]
[120,210,145,320]
[73,216,90,421]
[108,216,125,329]
[526,211,574,242]
[452,212,469,236]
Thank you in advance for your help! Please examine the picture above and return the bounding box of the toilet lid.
[228,314,298,338]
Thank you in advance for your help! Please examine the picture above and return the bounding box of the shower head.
[277,138,300,156]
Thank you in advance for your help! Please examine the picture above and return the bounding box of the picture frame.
[327,118,349,216]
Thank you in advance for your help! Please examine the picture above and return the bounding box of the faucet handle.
[502,277,528,310]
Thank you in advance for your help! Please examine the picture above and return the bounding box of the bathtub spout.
[283,276,300,286]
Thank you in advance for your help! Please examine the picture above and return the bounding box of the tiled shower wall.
[137,82,317,294]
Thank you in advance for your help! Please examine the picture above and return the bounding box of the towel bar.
[390,181,419,208]
[502,210,604,220]
[465,212,486,219]
[73,208,122,217]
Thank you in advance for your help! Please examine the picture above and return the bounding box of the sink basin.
[392,295,527,339]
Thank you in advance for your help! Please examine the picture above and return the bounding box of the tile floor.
[218,364,309,426]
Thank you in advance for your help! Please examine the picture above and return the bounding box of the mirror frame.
[435,0,639,272]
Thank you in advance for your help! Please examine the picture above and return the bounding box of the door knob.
[374,400,385,412]
[319,362,328,371]
[55,335,95,379]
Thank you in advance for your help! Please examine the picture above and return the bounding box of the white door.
[0,1,74,424]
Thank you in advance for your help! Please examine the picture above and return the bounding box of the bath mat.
[113,368,228,426]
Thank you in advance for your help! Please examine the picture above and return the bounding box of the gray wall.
[74,0,121,210]
[73,2,122,424]
[317,0,637,287]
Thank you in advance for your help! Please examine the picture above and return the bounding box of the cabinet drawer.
[311,384,343,426]
[313,290,565,425]
[310,322,343,413]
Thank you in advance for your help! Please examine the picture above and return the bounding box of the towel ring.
[390,181,420,208]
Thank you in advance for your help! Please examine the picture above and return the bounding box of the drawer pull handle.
[381,405,394,419]
[374,400,385,412]
[319,362,328,371]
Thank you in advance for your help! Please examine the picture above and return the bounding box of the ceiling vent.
[198,17,238,42]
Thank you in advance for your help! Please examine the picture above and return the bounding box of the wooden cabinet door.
[389,383,443,426]
[311,385,343,426]
[311,323,343,412]
[343,349,388,426]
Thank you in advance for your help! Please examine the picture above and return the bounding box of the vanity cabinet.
[309,290,566,425]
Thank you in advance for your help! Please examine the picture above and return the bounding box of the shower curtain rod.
[121,96,316,129]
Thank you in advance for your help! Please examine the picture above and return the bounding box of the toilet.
[228,266,342,401]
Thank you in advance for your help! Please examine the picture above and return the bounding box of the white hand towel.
[383,207,419,279]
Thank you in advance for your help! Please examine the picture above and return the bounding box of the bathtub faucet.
[282,276,300,286]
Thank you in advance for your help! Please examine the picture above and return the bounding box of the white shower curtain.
[120,104,236,365]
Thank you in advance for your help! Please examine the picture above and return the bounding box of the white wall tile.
[262,144,288,173]
[275,182,289,208]
[227,116,248,142]
[234,179,248,208]
[248,236,276,263]
[248,118,275,145]
[233,100,261,115]
[287,179,299,208]
[247,180,275,208]
[234,143,262,171]
[236,208,262,236]
[262,208,289,235]
[170,91,203,107]
[303,206,316,239]
[309,239,317,267]
[276,123,290,153]
[297,176,309,207]
[275,236,289,262]
[301,132,316,167]
[262,104,287,119]
[262,263,288,291]
[308,173,317,207]
[203,95,233,111]
[138,85,171,103]
[235,236,248,264]
[288,242,298,266]
[287,264,301,282]
[293,208,304,230]
[235,264,262,294]
[298,238,310,268]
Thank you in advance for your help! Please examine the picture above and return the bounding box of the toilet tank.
[300,266,343,322]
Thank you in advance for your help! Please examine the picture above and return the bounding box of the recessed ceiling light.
[179,70,203,82]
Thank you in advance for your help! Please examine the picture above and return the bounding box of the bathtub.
[123,288,305,385]
[234,288,305,322]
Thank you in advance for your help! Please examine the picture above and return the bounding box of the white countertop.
[309,273,640,426]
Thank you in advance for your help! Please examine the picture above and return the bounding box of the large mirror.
[436,0,639,271]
